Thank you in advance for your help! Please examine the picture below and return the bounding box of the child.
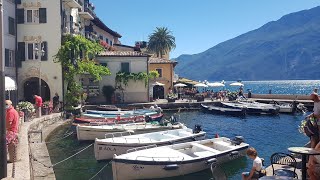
[242,147,264,180]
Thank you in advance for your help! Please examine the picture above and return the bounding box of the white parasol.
[230,82,244,86]
[152,81,165,86]
[194,83,208,87]
[207,82,225,87]
[5,76,17,91]
[174,83,187,87]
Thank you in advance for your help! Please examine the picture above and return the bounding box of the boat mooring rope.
[45,132,74,144]
[88,161,112,180]
[31,143,93,168]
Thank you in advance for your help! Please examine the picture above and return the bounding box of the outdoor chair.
[270,152,297,178]
[210,162,227,180]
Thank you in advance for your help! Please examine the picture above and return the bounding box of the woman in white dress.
[307,142,320,180]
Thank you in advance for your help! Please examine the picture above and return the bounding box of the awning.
[5,76,17,91]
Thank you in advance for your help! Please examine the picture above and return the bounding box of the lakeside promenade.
[2,93,314,179]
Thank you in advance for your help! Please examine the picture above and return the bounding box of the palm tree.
[147,27,176,58]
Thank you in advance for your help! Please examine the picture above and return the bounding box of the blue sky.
[90,0,319,59]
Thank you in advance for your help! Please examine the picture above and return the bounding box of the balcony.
[63,0,82,9]
[79,10,94,20]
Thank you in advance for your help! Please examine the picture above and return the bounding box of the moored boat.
[76,122,186,141]
[222,102,279,115]
[74,113,163,124]
[94,127,206,160]
[201,104,246,116]
[112,136,249,180]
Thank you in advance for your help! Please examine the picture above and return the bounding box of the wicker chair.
[270,152,297,177]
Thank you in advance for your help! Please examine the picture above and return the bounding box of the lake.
[47,80,318,180]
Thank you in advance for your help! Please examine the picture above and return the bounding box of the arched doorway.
[24,77,51,103]
[153,85,164,99]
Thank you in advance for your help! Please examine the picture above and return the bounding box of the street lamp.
[34,41,45,97]
[0,0,6,178]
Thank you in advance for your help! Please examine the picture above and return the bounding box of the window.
[26,9,39,23]
[106,38,109,44]
[110,41,113,46]
[5,49,15,67]
[99,35,103,40]
[8,17,15,35]
[121,62,130,73]
[100,62,107,67]
[156,68,163,77]
[26,42,48,60]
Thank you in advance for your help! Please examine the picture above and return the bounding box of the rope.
[88,161,112,180]
[12,144,16,178]
[50,143,93,167]
[31,143,93,168]
[45,132,74,144]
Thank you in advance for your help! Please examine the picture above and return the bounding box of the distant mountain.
[175,6,320,81]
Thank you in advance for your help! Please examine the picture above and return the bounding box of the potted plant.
[42,101,52,115]
[167,93,178,102]
[16,101,35,121]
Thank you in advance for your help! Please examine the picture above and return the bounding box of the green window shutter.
[5,49,9,67]
[16,9,24,24]
[41,41,48,61]
[8,17,15,35]
[16,0,22,4]
[121,62,130,73]
[27,43,33,60]
[17,42,25,67]
[39,8,47,23]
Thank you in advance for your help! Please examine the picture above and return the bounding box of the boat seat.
[194,151,216,157]
[191,143,221,154]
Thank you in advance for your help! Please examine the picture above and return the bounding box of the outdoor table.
[287,147,320,180]
[259,176,301,179]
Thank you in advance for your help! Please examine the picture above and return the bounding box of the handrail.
[135,155,184,162]
[127,144,157,153]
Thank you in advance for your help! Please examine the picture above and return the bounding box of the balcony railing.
[64,0,82,9]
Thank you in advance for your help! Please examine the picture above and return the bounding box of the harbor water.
[47,80,317,180]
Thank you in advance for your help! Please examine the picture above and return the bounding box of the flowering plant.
[16,101,35,113]
[43,101,52,108]
[298,117,317,136]
[168,93,178,99]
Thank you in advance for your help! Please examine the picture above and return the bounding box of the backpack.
[304,117,319,137]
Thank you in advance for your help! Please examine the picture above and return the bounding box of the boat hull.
[76,123,186,141]
[112,146,247,180]
[94,132,206,160]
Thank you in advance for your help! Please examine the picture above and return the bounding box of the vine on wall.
[115,70,159,89]
[55,35,111,109]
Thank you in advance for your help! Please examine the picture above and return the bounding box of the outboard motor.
[170,115,178,124]
[193,124,202,134]
[145,115,152,122]
[232,136,245,145]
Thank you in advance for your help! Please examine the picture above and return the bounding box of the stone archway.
[24,77,51,103]
[153,85,164,99]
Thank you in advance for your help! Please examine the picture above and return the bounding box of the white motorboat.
[112,136,249,180]
[94,127,206,160]
[76,122,186,141]
[222,101,279,115]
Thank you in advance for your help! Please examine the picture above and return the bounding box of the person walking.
[5,100,20,163]
[53,93,60,112]
[308,92,320,148]
[34,95,43,118]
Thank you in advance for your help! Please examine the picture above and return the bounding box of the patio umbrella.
[174,83,187,87]
[5,76,17,91]
[208,82,225,87]
[230,82,244,86]
[152,82,165,86]
[194,83,208,87]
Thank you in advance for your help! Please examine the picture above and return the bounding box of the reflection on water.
[47,110,308,180]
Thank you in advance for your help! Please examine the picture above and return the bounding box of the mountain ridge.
[175,6,320,81]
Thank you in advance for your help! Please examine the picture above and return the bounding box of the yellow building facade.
[149,57,177,99]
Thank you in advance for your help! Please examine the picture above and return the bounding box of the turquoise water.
[46,80,318,180]
[205,80,320,95]
[47,112,308,180]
